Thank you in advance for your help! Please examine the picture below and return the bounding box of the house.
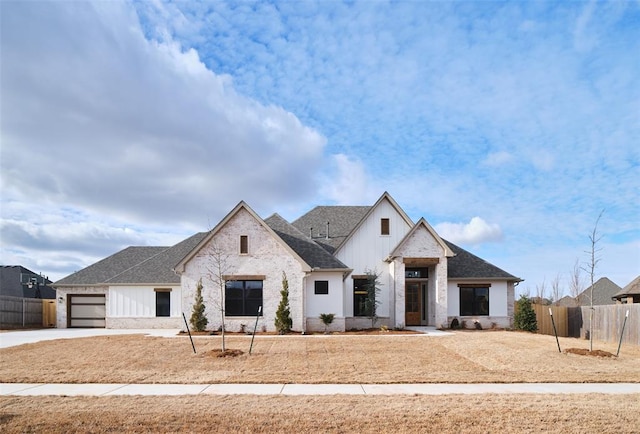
[574,277,621,306]
[54,192,522,331]
[0,266,55,299]
[612,275,640,304]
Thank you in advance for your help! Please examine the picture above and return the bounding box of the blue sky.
[1,1,638,297]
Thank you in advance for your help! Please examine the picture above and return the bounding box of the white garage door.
[68,295,106,328]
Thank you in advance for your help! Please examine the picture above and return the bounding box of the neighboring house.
[54,192,522,331]
[612,275,640,304]
[0,266,55,299]
[576,277,621,306]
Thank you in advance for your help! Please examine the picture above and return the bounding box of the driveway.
[0,328,180,349]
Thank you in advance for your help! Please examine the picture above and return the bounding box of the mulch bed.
[565,348,616,358]
[204,349,245,358]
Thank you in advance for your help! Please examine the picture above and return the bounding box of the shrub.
[190,279,208,332]
[319,313,335,334]
[514,295,537,332]
[275,271,293,334]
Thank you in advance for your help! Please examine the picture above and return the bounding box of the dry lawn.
[1,331,639,384]
[1,394,639,433]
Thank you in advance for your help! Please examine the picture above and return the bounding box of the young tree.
[582,210,604,351]
[319,313,335,334]
[514,295,537,332]
[204,241,230,352]
[535,278,547,304]
[364,269,382,328]
[189,279,208,332]
[275,271,292,334]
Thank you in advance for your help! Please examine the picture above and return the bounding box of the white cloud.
[320,154,377,205]
[435,217,503,245]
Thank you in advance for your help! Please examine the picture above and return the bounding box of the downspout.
[302,273,308,334]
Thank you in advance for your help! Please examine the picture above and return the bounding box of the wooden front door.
[405,282,421,326]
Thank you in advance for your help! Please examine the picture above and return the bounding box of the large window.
[155,289,171,317]
[225,280,263,316]
[460,286,489,316]
[353,278,369,316]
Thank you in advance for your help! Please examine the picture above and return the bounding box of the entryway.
[405,281,428,326]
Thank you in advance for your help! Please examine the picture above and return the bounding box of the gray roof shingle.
[54,233,207,286]
[291,206,371,253]
[265,214,350,270]
[576,277,621,305]
[613,275,640,299]
[444,240,521,281]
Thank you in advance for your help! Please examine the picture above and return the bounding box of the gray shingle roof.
[54,233,207,286]
[291,206,371,253]
[107,233,208,284]
[444,240,521,281]
[613,275,640,298]
[265,214,349,270]
[576,277,621,305]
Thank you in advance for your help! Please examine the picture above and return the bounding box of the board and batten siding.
[108,286,181,317]
[305,271,346,331]
[335,198,412,320]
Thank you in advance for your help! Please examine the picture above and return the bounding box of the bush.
[190,279,208,332]
[514,295,537,332]
[275,271,292,334]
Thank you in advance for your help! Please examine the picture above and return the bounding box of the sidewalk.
[2,382,638,396]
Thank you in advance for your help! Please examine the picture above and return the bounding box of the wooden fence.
[529,303,639,346]
[0,295,57,328]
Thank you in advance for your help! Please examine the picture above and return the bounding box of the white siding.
[305,271,344,317]
[336,198,412,319]
[109,286,181,318]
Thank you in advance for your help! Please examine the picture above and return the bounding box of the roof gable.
[390,218,454,258]
[445,240,521,281]
[576,277,621,305]
[174,201,314,273]
[613,275,640,298]
[333,192,414,254]
[265,214,350,270]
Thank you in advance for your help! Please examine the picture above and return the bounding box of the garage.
[68,294,106,328]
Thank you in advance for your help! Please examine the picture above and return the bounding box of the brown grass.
[1,331,639,384]
[1,394,639,433]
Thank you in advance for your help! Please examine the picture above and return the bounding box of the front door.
[405,282,421,326]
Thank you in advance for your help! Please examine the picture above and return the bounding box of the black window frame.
[460,286,490,316]
[353,278,369,316]
[314,280,329,295]
[225,280,263,317]
[155,290,171,317]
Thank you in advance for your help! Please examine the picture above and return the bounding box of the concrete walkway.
[2,383,638,396]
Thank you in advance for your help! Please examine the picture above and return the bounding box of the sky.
[1,0,638,298]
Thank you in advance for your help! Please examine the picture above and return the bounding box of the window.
[240,235,248,254]
[405,267,429,278]
[381,218,390,235]
[155,290,171,317]
[460,286,489,316]
[353,278,369,316]
[225,280,263,316]
[314,280,329,295]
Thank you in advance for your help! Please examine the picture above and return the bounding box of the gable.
[390,218,454,259]
[175,201,313,274]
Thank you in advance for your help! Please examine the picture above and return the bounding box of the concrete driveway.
[0,328,180,349]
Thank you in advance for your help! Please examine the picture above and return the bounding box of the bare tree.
[535,278,547,304]
[569,258,583,299]
[581,210,604,352]
[551,273,562,305]
[203,241,231,352]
